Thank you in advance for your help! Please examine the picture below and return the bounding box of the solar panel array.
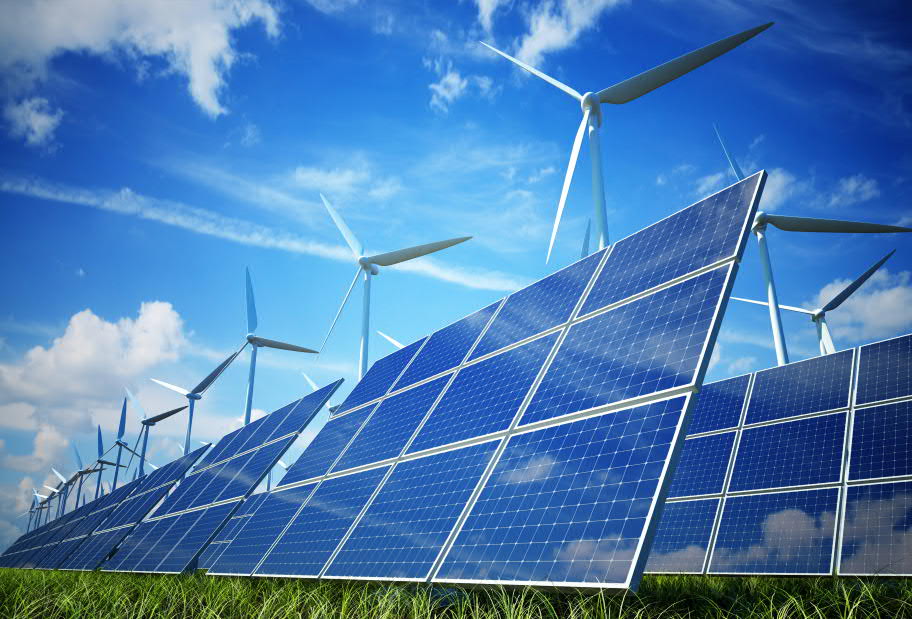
[101,381,341,574]
[203,172,766,590]
[645,332,912,576]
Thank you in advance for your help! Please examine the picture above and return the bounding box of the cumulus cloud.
[841,491,912,575]
[475,0,508,33]
[3,97,63,147]
[695,172,726,196]
[826,174,880,208]
[515,0,625,67]
[3,425,69,473]
[424,56,496,113]
[759,167,801,211]
[0,0,279,122]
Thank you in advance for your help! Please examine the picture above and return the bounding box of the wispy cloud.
[515,0,626,67]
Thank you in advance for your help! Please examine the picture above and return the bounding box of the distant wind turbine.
[733,250,895,355]
[376,330,404,350]
[481,23,772,262]
[319,193,471,379]
[125,387,186,477]
[713,125,911,364]
[242,267,318,425]
[111,399,128,491]
[151,347,245,453]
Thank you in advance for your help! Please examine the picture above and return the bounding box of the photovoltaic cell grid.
[646,332,912,576]
[204,173,765,589]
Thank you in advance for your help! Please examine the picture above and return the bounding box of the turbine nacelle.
[580,92,601,126]
[357,258,380,275]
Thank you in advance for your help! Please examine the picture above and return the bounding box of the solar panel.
[666,432,734,498]
[856,333,912,405]
[646,332,912,577]
[686,374,749,435]
[334,338,426,415]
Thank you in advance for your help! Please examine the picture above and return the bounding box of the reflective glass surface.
[436,398,686,585]
[523,267,728,426]
[856,334,912,405]
[730,413,845,492]
[399,302,500,387]
[326,441,498,579]
[408,334,558,454]
[64,528,130,571]
[745,351,853,424]
[850,400,912,481]
[840,481,912,575]
[687,375,749,435]
[667,432,735,498]
[332,376,448,472]
[155,503,236,573]
[471,250,606,360]
[278,405,374,486]
[645,499,719,573]
[709,488,838,574]
[255,467,388,577]
[208,485,316,575]
[580,174,761,315]
[335,338,426,414]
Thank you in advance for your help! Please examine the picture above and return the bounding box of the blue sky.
[0,0,910,547]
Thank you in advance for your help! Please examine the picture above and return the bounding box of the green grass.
[2,569,910,618]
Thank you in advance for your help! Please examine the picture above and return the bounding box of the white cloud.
[695,172,725,196]
[656,174,667,186]
[304,0,359,14]
[475,0,508,34]
[500,454,558,483]
[0,0,279,118]
[759,167,800,211]
[809,268,912,344]
[293,164,371,195]
[240,123,261,147]
[515,0,625,67]
[3,425,69,473]
[826,174,880,208]
[841,492,912,574]
[528,166,556,183]
[373,12,394,36]
[3,97,63,147]
[429,68,470,113]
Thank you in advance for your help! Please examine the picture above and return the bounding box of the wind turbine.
[319,193,472,379]
[151,347,245,454]
[125,387,186,477]
[241,267,318,425]
[713,125,912,364]
[71,445,86,508]
[481,23,772,262]
[733,250,895,355]
[376,331,404,350]
[50,467,71,514]
[110,399,128,491]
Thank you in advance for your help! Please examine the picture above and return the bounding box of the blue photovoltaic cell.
[850,400,912,481]
[120,516,187,572]
[470,250,606,360]
[155,503,237,573]
[709,488,838,574]
[64,528,129,571]
[407,333,558,454]
[687,375,749,435]
[255,467,388,577]
[278,405,374,486]
[645,499,719,573]
[214,437,296,504]
[197,428,243,469]
[436,398,687,585]
[667,432,734,498]
[856,334,912,405]
[522,266,728,427]
[335,338,426,414]
[326,441,499,580]
[208,485,316,575]
[745,350,853,424]
[268,382,342,442]
[397,302,500,388]
[840,481,912,575]
[332,377,448,472]
[729,413,845,492]
[580,173,761,316]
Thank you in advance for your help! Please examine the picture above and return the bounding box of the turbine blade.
[124,386,147,421]
[547,106,590,263]
[150,378,191,397]
[97,425,103,458]
[320,193,363,258]
[245,267,258,334]
[117,398,127,440]
[72,445,84,470]
[822,250,895,313]
[731,296,815,315]
[302,372,319,392]
[377,330,404,349]
[364,237,472,266]
[321,267,361,352]
[51,468,67,483]
[278,459,289,470]
[581,219,591,259]
[598,23,773,104]
[192,346,245,395]
[479,41,582,100]
[765,215,912,234]
[249,336,318,354]
[144,405,188,425]
[44,485,59,494]
[713,123,745,181]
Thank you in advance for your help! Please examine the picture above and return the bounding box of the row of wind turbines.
[22,20,909,529]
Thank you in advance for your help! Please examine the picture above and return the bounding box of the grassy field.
[1,569,910,618]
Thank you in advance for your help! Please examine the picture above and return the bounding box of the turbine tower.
[733,250,895,355]
[714,125,912,364]
[111,399,128,491]
[319,193,472,379]
[242,267,318,425]
[481,23,772,262]
[94,425,104,500]
[151,347,244,454]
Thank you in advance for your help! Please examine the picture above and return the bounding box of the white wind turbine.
[376,330,404,350]
[481,22,772,262]
[319,193,472,379]
[713,125,912,364]
[733,250,895,356]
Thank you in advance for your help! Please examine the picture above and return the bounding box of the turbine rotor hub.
[358,258,379,275]
[580,92,601,126]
